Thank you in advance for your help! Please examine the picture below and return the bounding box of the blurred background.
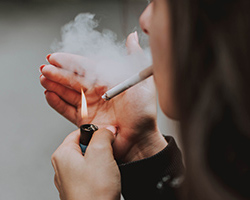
[0,0,178,199]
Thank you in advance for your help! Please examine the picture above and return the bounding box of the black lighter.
[79,124,99,155]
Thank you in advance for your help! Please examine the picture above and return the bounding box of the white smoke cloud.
[51,13,152,87]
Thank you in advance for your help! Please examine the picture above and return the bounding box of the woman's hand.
[40,32,167,162]
[51,127,121,200]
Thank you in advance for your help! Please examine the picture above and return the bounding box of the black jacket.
[119,136,184,200]
[119,135,250,200]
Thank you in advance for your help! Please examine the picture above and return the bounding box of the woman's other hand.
[40,32,167,162]
[51,127,121,200]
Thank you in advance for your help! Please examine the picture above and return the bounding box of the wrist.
[65,187,120,200]
[122,129,168,163]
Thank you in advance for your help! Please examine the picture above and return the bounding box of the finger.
[40,75,81,107]
[41,65,90,92]
[61,129,83,154]
[126,31,143,54]
[48,53,92,76]
[51,157,61,191]
[45,91,77,125]
[62,129,81,145]
[85,127,116,159]
[54,175,60,191]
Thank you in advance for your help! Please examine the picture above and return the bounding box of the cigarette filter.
[80,124,99,155]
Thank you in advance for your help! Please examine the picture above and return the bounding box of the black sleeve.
[119,136,184,200]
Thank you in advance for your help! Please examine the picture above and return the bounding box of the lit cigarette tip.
[102,93,110,101]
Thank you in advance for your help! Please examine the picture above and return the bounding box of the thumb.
[85,126,117,159]
[126,31,143,54]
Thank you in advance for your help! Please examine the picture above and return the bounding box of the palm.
[40,52,157,160]
[75,77,157,159]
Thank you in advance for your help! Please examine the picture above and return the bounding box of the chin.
[159,98,178,120]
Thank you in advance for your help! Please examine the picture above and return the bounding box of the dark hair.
[167,0,250,199]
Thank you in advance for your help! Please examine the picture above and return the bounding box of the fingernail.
[46,54,51,62]
[134,31,139,43]
[39,64,45,73]
[106,126,117,136]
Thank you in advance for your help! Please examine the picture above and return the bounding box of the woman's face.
[140,0,177,119]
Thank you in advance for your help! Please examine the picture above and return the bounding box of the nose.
[139,4,152,35]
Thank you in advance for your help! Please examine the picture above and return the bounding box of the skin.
[142,0,175,118]
[40,35,167,162]
[40,0,172,199]
[51,127,121,200]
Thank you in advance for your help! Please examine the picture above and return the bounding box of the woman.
[39,0,250,199]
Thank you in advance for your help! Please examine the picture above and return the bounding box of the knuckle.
[51,152,58,164]
[51,147,68,167]
[51,149,63,164]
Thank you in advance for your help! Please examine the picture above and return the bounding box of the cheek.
[154,64,177,119]
[154,69,169,112]
[149,1,177,119]
[158,89,173,118]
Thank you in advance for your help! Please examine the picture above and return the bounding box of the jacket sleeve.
[119,136,184,200]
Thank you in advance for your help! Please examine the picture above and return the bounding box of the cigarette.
[102,65,153,101]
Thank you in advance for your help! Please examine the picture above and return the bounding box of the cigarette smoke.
[51,13,152,87]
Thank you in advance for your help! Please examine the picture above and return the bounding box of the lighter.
[80,124,99,155]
